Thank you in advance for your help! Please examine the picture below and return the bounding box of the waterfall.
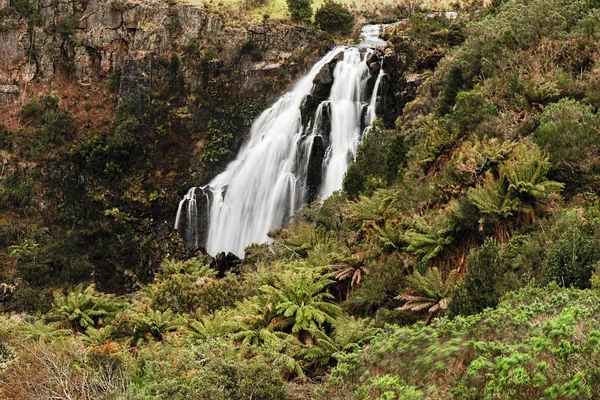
[368,57,385,126]
[175,25,388,256]
[318,48,370,199]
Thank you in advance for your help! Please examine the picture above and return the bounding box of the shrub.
[343,122,405,200]
[0,124,13,151]
[437,63,464,116]
[344,255,407,317]
[20,99,43,125]
[41,110,77,144]
[532,99,600,192]
[10,285,53,314]
[126,345,289,399]
[544,228,598,288]
[286,0,312,21]
[0,173,34,208]
[13,0,36,18]
[314,0,355,35]
[450,239,501,317]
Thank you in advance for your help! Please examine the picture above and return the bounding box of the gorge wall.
[0,0,323,103]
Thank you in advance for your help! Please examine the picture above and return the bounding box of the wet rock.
[315,63,333,86]
[366,51,379,65]
[368,61,380,74]
[211,252,241,277]
[329,51,344,69]
[306,135,325,202]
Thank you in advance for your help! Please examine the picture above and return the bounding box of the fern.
[403,216,455,262]
[395,267,462,323]
[49,284,125,331]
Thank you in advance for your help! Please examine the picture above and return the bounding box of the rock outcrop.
[0,0,320,101]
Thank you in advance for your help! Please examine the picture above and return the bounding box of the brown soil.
[0,74,117,133]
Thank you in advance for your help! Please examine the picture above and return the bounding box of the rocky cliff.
[0,0,322,103]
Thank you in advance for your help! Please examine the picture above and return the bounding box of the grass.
[182,0,476,23]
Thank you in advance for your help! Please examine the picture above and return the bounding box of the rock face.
[0,0,320,101]
[0,85,19,104]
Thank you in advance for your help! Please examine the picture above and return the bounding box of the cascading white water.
[318,48,370,199]
[175,24,389,256]
[368,57,385,126]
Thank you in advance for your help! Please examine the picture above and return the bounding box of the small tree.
[287,0,312,21]
[315,0,355,35]
[450,239,501,317]
[544,228,598,289]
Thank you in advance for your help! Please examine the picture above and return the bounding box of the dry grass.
[0,74,116,133]
[182,0,489,23]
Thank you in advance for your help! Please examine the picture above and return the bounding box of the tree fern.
[501,143,563,200]
[49,284,125,331]
[468,171,520,218]
[131,308,183,342]
[395,267,462,323]
[403,216,455,262]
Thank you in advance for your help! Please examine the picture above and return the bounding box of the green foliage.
[20,99,44,125]
[131,308,183,342]
[544,227,599,288]
[14,229,94,286]
[314,0,355,35]
[201,102,264,167]
[344,255,407,317]
[404,215,455,262]
[286,0,312,20]
[12,0,36,18]
[325,284,600,399]
[234,264,341,345]
[49,284,125,331]
[40,108,76,145]
[437,63,464,116]
[396,267,461,323]
[532,98,600,191]
[0,172,34,208]
[147,258,243,314]
[127,344,289,400]
[0,124,12,151]
[166,54,185,98]
[343,122,406,200]
[451,239,501,317]
[108,0,126,12]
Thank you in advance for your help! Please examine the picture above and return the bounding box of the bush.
[0,125,13,151]
[544,228,599,288]
[41,110,77,145]
[126,345,289,399]
[343,122,405,200]
[314,0,355,35]
[0,172,34,208]
[286,0,312,21]
[437,63,464,116]
[532,99,600,192]
[20,100,43,125]
[450,239,501,317]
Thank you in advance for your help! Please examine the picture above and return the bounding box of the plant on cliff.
[314,0,355,35]
[286,0,312,21]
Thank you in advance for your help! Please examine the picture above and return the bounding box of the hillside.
[2,0,600,398]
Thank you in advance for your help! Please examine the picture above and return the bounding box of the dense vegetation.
[4,0,600,398]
